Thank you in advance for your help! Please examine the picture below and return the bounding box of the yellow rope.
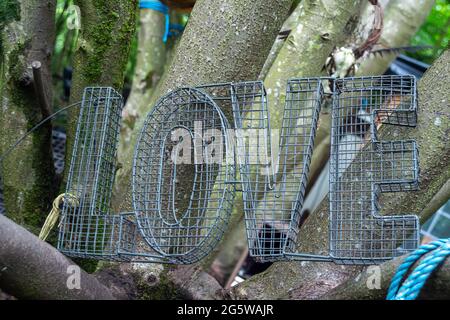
[38,193,78,241]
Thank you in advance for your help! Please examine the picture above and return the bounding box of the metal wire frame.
[329,75,420,264]
[132,87,235,264]
[233,78,325,262]
[58,87,127,260]
[235,75,420,264]
[58,86,237,264]
[57,75,420,266]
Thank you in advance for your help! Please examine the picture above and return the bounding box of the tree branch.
[0,215,115,300]
[31,61,52,119]
[321,252,450,300]
[207,0,364,283]
[111,0,295,288]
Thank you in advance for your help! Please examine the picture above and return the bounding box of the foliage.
[52,0,79,124]
[53,0,79,76]
[407,0,450,64]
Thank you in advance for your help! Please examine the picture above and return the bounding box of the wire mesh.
[52,129,67,175]
[58,87,127,260]
[233,79,323,262]
[132,87,235,264]
[56,75,420,265]
[329,75,420,264]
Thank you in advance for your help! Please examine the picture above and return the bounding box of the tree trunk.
[233,48,450,300]
[65,0,138,184]
[113,0,293,211]
[263,0,362,129]
[0,0,57,232]
[258,1,302,80]
[207,0,363,284]
[118,9,167,162]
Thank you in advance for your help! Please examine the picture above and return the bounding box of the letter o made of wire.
[132,88,235,264]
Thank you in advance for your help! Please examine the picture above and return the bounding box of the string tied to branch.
[387,238,450,300]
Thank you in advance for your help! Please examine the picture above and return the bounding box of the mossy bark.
[234,49,450,300]
[261,0,361,177]
[263,0,362,129]
[0,0,57,232]
[65,0,138,183]
[322,253,450,300]
[258,1,302,80]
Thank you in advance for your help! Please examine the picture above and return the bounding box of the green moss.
[75,1,136,89]
[1,37,55,231]
[135,270,184,300]
[72,258,99,273]
[0,0,20,55]
[0,0,20,29]
[3,82,55,230]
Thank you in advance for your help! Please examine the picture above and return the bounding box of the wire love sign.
[57,75,420,264]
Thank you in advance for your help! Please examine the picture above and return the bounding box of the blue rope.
[387,238,450,300]
[140,0,170,43]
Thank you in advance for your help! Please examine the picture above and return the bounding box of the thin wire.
[0,101,81,164]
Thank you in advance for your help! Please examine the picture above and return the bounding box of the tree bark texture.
[113,0,294,213]
[65,0,138,184]
[263,0,362,129]
[118,9,167,163]
[278,0,437,242]
[0,214,115,300]
[234,48,450,300]
[0,0,57,232]
[110,0,294,295]
[258,1,302,81]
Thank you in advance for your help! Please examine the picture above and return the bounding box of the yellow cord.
[38,193,78,241]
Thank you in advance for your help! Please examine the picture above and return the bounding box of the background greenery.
[407,0,450,64]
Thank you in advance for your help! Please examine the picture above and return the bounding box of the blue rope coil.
[387,238,450,300]
[140,0,170,43]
